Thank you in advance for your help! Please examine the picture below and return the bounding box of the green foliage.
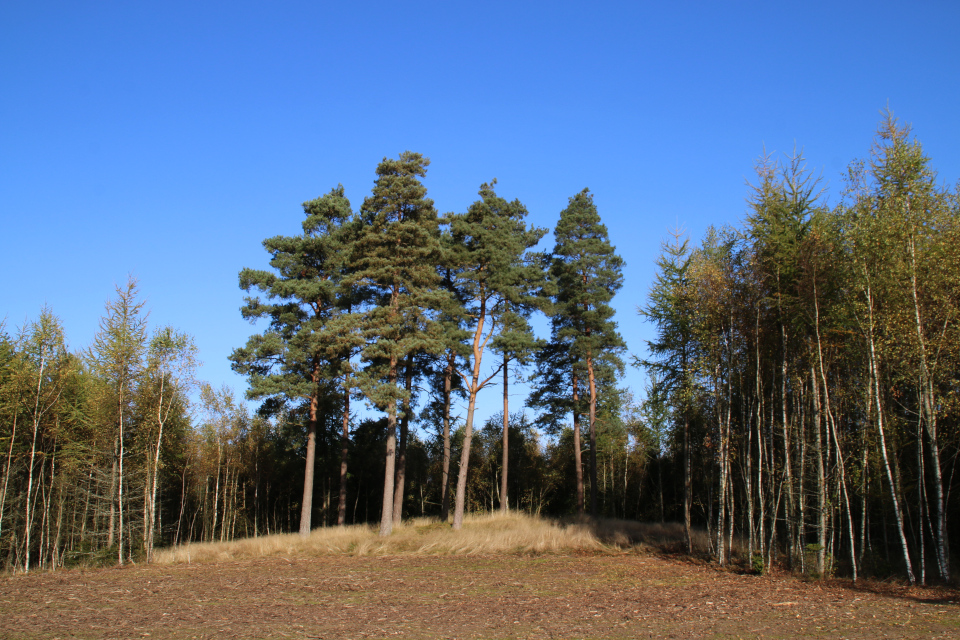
[232,184,357,410]
[549,188,626,372]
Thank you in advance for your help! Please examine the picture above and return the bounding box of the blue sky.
[2,1,958,430]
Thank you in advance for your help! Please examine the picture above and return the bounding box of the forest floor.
[1,550,958,639]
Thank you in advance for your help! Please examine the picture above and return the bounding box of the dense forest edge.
[1,112,957,587]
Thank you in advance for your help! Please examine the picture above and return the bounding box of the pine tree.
[447,180,546,529]
[231,185,355,537]
[348,152,451,536]
[548,189,625,517]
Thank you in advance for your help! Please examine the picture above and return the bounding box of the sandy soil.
[1,552,957,639]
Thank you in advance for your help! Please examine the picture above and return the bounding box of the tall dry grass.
[154,512,694,565]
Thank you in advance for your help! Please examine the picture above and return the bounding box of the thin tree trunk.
[572,371,584,516]
[393,355,413,524]
[587,353,598,518]
[211,439,222,542]
[811,361,827,575]
[0,387,21,542]
[117,386,126,566]
[908,236,949,581]
[453,293,501,530]
[864,276,915,583]
[780,321,796,568]
[500,357,509,513]
[23,353,46,572]
[440,352,453,522]
[918,415,927,585]
[107,439,117,549]
[337,379,350,526]
[812,290,857,582]
[747,320,758,561]
[452,387,479,530]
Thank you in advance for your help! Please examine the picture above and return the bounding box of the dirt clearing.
[1,553,957,639]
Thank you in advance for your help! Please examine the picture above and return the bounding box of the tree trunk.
[780,321,796,568]
[299,362,321,537]
[107,441,117,549]
[908,237,949,581]
[587,353,598,518]
[453,294,499,530]
[864,277,915,583]
[117,387,126,566]
[24,354,47,572]
[440,352,453,522]
[812,289,857,582]
[379,357,398,537]
[500,358,509,513]
[393,355,414,524]
[337,380,350,526]
[146,373,167,562]
[452,388,479,530]
[572,371,584,516]
[0,387,21,543]
[811,361,827,575]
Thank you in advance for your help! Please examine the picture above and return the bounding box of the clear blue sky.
[3,1,958,429]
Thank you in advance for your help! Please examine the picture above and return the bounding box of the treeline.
[641,114,959,584]
[2,113,956,583]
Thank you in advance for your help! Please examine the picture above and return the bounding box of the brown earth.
[0,552,957,639]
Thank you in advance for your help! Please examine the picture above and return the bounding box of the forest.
[1,114,957,586]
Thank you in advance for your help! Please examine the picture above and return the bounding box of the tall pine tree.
[230,185,355,537]
[547,189,625,517]
[348,152,450,536]
[447,180,546,529]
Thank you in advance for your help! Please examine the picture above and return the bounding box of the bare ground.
[1,552,957,639]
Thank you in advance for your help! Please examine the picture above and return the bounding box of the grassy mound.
[154,512,691,564]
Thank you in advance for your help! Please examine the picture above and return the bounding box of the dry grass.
[153,512,694,565]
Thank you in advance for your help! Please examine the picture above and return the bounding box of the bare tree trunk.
[117,389,126,566]
[811,362,827,575]
[780,322,796,568]
[337,380,350,526]
[299,361,321,537]
[221,461,231,542]
[747,393,755,561]
[379,357,398,537]
[23,353,46,572]
[453,294,502,530]
[0,387,21,542]
[908,237,949,581]
[917,418,927,585]
[440,353,453,522]
[107,440,117,549]
[174,463,187,545]
[393,355,413,524]
[587,353,598,518]
[572,371,584,516]
[812,290,857,582]
[864,277,915,584]
[53,466,65,569]
[500,358,509,513]
[452,386,479,530]
[683,408,691,554]
[146,368,171,561]
[756,350,765,563]
[211,439,222,542]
